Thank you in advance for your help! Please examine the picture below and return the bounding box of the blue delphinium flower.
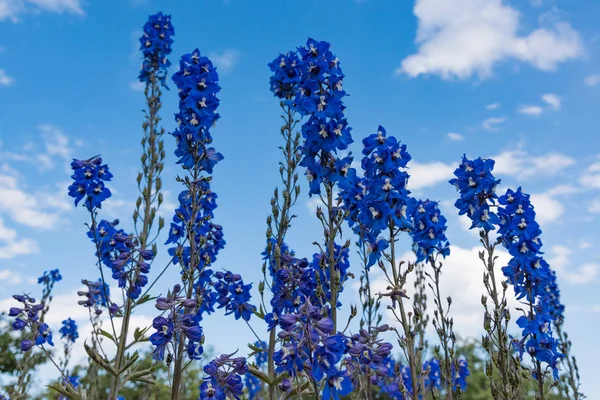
[38,269,62,285]
[213,270,256,322]
[285,38,353,196]
[59,318,78,343]
[268,51,303,99]
[408,199,450,263]
[9,294,54,352]
[67,156,112,210]
[77,278,111,313]
[86,218,154,300]
[449,155,501,230]
[452,357,470,391]
[139,12,174,86]
[199,354,248,400]
[170,49,222,170]
[497,187,563,379]
[338,125,413,268]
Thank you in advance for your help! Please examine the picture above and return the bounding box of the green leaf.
[84,342,118,376]
[98,329,115,342]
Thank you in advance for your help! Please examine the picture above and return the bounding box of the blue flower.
[67,156,112,210]
[449,155,500,230]
[139,12,174,85]
[322,370,352,400]
[59,318,78,343]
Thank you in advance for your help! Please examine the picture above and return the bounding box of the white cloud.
[579,159,600,189]
[0,217,39,259]
[397,0,583,79]
[541,93,561,110]
[486,102,501,110]
[549,245,600,285]
[366,245,516,338]
[517,105,543,116]
[589,198,600,214]
[0,165,63,229]
[529,192,564,224]
[37,125,72,170]
[584,74,600,87]
[209,50,240,73]
[408,161,454,190]
[129,81,145,91]
[447,132,464,141]
[482,116,506,131]
[0,0,84,21]
[0,69,13,86]
[493,147,575,180]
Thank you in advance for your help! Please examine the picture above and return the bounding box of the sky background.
[0,0,599,397]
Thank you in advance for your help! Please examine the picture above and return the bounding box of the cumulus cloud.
[408,161,455,190]
[492,147,575,180]
[397,0,583,79]
[0,0,84,21]
[529,192,564,224]
[517,93,561,117]
[365,245,517,338]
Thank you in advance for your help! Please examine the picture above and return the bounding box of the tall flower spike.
[139,12,174,86]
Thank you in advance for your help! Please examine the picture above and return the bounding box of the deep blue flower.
[68,156,112,210]
[139,12,174,85]
[59,318,78,343]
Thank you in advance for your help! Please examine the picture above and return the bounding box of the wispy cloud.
[541,93,561,110]
[0,218,38,260]
[517,105,544,116]
[0,0,84,21]
[482,116,506,131]
[584,74,600,87]
[0,69,13,86]
[446,132,464,141]
[129,81,145,91]
[550,245,600,285]
[209,50,240,73]
[486,102,500,110]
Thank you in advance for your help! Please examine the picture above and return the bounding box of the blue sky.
[0,0,599,396]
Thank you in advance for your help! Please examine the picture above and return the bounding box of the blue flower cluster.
[408,199,451,263]
[339,126,419,267]
[199,354,248,400]
[59,318,78,343]
[497,187,563,378]
[67,156,112,211]
[77,278,111,314]
[269,39,353,196]
[138,12,174,85]
[212,271,256,322]
[449,155,501,230]
[38,269,62,285]
[274,299,352,399]
[268,51,302,99]
[171,49,222,170]
[150,284,205,361]
[345,326,393,384]
[311,243,350,307]
[87,218,154,300]
[9,294,54,351]
[263,244,316,330]
[376,356,469,398]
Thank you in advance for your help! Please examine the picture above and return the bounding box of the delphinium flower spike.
[497,187,564,397]
[449,155,520,399]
